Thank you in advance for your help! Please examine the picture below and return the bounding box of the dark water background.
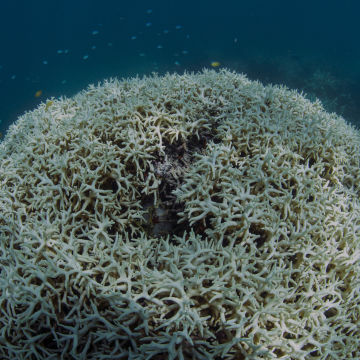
[0,0,359,136]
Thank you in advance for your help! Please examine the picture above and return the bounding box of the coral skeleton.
[0,69,359,359]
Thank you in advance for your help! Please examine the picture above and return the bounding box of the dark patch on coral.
[144,125,219,239]
[250,223,267,248]
[99,176,119,193]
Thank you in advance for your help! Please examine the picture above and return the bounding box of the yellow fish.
[45,100,54,111]
[211,61,221,68]
[34,90,43,98]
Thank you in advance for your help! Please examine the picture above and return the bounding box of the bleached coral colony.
[0,69,359,359]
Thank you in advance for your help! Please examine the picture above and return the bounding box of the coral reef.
[0,69,359,359]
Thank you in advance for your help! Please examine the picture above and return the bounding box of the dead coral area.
[0,69,359,360]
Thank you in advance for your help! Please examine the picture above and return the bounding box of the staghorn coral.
[0,69,359,359]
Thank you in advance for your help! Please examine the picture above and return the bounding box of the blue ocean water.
[0,0,359,136]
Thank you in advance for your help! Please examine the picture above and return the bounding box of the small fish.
[92,30,99,35]
[211,61,221,67]
[34,90,43,98]
[45,100,54,111]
